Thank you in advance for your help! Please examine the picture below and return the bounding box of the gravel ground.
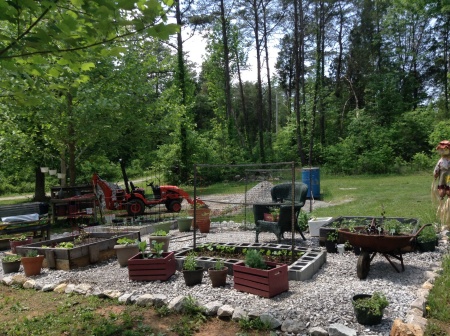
[1,221,446,336]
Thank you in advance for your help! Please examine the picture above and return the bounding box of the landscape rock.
[328,323,357,336]
[389,318,424,336]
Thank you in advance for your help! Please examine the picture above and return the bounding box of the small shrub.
[183,252,198,271]
[25,250,38,257]
[245,249,266,270]
[2,255,21,263]
[352,292,389,316]
[238,317,272,331]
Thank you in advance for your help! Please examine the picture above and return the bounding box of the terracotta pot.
[114,244,139,267]
[188,208,211,233]
[21,255,45,276]
[2,260,21,274]
[10,237,33,254]
[208,266,228,287]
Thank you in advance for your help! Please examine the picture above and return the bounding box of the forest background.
[0,0,449,201]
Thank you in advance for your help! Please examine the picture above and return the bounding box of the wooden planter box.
[16,232,139,270]
[233,261,289,298]
[128,251,176,281]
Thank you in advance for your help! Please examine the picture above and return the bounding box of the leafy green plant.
[151,230,168,236]
[213,259,224,271]
[150,240,164,258]
[418,225,437,243]
[244,249,266,270]
[352,292,389,316]
[116,237,137,245]
[383,219,402,235]
[183,252,198,271]
[238,317,272,331]
[25,250,38,257]
[57,242,74,249]
[326,231,338,242]
[9,235,29,241]
[298,210,309,232]
[2,255,21,263]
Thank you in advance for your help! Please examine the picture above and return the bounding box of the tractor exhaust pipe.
[119,159,130,194]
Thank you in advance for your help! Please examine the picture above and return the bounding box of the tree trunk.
[34,166,46,202]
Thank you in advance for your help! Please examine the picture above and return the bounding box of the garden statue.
[433,140,450,226]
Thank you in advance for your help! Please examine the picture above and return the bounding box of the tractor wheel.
[127,199,145,216]
[167,200,182,212]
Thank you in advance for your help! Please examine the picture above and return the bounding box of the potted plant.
[416,225,437,252]
[208,258,228,287]
[1,254,22,274]
[182,252,204,286]
[114,237,139,267]
[264,207,280,222]
[21,249,45,276]
[233,249,289,298]
[127,240,176,281]
[187,202,211,233]
[352,292,389,325]
[325,231,338,253]
[9,235,33,254]
[149,230,171,252]
[177,214,193,232]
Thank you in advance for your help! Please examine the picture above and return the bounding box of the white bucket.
[337,244,345,255]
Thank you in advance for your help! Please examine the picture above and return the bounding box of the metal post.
[291,161,295,263]
[193,164,197,249]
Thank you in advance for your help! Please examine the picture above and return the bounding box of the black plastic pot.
[352,294,384,325]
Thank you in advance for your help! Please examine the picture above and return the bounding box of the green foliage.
[298,210,309,232]
[150,241,165,258]
[213,259,225,271]
[171,296,206,336]
[183,252,198,271]
[383,220,403,235]
[151,230,168,236]
[417,225,437,243]
[116,237,137,245]
[352,292,389,316]
[57,242,74,249]
[244,249,266,270]
[9,235,29,241]
[238,317,272,332]
[326,231,338,242]
[25,250,38,257]
[2,255,21,263]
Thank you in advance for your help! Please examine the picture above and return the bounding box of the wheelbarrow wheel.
[357,251,371,279]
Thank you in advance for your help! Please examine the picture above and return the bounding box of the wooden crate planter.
[233,261,289,298]
[16,232,139,270]
[128,251,176,281]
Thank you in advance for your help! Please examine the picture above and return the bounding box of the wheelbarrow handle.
[410,223,432,241]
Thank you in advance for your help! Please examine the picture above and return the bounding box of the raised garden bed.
[318,216,419,246]
[16,232,140,270]
[172,242,326,281]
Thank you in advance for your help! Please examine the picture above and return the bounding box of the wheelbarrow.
[338,223,431,279]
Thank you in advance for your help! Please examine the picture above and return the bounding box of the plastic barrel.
[302,167,320,199]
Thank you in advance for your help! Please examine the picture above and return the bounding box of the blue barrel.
[302,167,320,199]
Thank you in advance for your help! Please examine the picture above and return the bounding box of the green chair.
[254,182,308,243]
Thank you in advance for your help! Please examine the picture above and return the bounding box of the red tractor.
[92,160,205,216]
